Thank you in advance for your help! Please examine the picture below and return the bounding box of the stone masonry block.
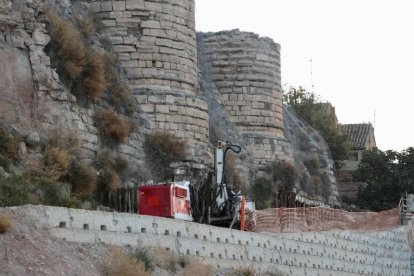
[144,2,163,12]
[126,0,144,10]
[141,20,161,29]
[112,1,126,11]
[113,45,136,52]
[88,2,101,12]
[101,1,113,11]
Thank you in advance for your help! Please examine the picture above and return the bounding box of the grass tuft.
[129,246,154,272]
[233,266,257,276]
[181,260,213,276]
[0,175,31,207]
[102,246,150,276]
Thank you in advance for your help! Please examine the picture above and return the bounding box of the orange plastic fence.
[244,207,400,233]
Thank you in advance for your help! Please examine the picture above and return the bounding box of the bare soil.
[0,208,105,276]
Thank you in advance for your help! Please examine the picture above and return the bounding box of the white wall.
[13,205,411,276]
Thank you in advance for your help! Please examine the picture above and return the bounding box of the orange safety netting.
[244,207,400,233]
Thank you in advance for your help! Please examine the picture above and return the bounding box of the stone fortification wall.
[86,0,210,165]
[86,0,198,91]
[0,0,146,167]
[198,30,292,166]
[16,205,412,276]
[0,0,210,169]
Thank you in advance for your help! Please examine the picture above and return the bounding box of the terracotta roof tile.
[340,123,375,150]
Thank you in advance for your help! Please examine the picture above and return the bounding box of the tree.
[353,147,414,211]
[284,87,350,165]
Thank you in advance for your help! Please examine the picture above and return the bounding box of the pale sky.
[195,0,414,152]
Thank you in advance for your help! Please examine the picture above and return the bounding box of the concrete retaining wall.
[15,205,411,276]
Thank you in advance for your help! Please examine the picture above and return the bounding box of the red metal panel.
[138,184,173,217]
[174,187,187,198]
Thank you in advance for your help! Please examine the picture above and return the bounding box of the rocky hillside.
[0,0,340,209]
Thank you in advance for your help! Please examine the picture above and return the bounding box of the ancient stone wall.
[0,0,210,173]
[198,30,292,167]
[85,0,210,166]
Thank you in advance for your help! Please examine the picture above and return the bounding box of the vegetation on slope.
[284,87,350,167]
[354,147,414,211]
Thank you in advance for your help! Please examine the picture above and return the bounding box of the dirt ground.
[0,208,105,276]
[0,208,238,276]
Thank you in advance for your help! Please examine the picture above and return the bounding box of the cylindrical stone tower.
[198,30,292,166]
[87,0,209,165]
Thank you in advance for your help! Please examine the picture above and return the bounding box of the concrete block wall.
[16,205,411,276]
[84,0,210,164]
[198,30,290,166]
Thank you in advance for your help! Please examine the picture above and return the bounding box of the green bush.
[0,175,32,207]
[285,87,350,165]
[252,178,274,210]
[34,177,82,208]
[0,154,11,170]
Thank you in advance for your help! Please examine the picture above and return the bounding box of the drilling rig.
[138,141,249,230]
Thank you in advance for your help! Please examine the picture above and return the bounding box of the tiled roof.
[340,123,375,150]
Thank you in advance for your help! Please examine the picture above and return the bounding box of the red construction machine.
[138,141,250,230]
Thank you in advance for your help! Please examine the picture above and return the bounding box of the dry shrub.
[144,132,186,160]
[47,129,80,152]
[310,175,322,196]
[83,50,107,99]
[233,265,257,276]
[304,153,321,176]
[103,54,135,115]
[70,161,97,197]
[108,83,135,115]
[263,269,286,276]
[0,215,11,234]
[181,260,213,276]
[93,108,130,144]
[264,160,298,189]
[77,14,95,38]
[153,247,184,273]
[102,246,150,276]
[46,7,86,79]
[95,149,130,196]
[43,147,70,180]
[129,246,154,272]
[105,169,121,191]
[103,53,119,83]
[144,132,186,181]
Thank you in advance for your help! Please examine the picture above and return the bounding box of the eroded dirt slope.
[0,208,104,276]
